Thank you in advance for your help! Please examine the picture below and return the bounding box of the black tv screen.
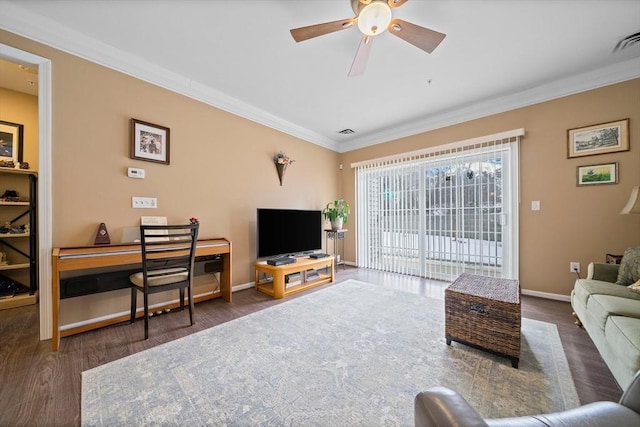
[257,208,322,258]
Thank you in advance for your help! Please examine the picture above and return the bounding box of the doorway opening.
[0,43,53,340]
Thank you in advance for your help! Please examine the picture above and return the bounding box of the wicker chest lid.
[446,273,520,304]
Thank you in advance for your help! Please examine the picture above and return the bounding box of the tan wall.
[1,28,639,324]
[339,79,640,297]
[1,30,339,325]
[0,87,38,169]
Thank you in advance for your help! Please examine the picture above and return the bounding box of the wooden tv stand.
[255,256,334,299]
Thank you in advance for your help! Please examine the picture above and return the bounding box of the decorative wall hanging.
[0,120,24,164]
[273,151,295,186]
[567,118,629,158]
[130,119,170,165]
[576,162,618,186]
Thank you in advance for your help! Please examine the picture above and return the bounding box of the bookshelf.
[0,169,38,310]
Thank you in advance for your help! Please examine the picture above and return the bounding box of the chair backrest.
[139,224,199,286]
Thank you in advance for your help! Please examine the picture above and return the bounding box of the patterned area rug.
[82,279,579,426]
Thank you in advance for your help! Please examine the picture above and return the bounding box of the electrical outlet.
[132,197,157,209]
[570,262,580,273]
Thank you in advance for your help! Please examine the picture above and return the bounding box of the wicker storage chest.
[445,273,521,367]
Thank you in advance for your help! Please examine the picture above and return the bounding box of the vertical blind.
[353,129,523,282]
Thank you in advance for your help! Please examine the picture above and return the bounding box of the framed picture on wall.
[576,162,618,186]
[130,119,170,165]
[0,120,24,164]
[567,118,629,158]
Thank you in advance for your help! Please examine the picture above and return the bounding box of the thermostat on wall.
[127,167,145,179]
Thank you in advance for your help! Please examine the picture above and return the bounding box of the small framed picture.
[567,118,629,158]
[0,120,24,163]
[130,119,170,165]
[577,162,618,186]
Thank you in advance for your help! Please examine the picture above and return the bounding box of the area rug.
[82,279,579,426]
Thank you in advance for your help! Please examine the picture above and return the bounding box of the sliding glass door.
[355,133,520,281]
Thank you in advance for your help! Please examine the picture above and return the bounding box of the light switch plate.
[531,200,540,211]
[132,197,157,208]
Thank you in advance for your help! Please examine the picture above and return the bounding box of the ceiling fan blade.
[290,18,355,42]
[387,0,408,7]
[388,19,446,53]
[348,36,374,77]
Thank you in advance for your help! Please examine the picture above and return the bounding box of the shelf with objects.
[0,168,38,310]
[325,229,347,271]
[255,255,334,299]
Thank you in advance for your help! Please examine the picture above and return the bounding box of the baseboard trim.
[233,282,255,292]
[522,289,570,302]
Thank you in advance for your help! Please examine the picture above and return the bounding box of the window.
[354,130,522,281]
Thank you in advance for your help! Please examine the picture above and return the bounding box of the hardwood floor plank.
[0,268,623,426]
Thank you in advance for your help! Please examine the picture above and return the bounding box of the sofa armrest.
[587,262,619,283]
[415,387,489,427]
[620,370,640,414]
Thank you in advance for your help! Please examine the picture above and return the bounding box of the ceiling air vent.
[338,129,355,135]
[613,31,640,52]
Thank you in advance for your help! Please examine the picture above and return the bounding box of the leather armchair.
[415,370,640,427]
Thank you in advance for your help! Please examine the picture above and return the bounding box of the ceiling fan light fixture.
[357,1,392,36]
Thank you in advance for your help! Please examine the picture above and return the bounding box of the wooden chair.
[129,223,199,339]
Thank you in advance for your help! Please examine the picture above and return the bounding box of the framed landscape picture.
[130,119,170,165]
[0,120,24,163]
[577,162,618,186]
[567,118,629,158]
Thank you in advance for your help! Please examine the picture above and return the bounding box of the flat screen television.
[257,208,322,259]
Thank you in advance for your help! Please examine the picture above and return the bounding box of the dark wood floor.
[0,267,622,426]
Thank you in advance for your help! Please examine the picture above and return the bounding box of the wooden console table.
[51,238,232,351]
[255,256,334,299]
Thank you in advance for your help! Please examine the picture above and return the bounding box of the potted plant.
[323,198,350,231]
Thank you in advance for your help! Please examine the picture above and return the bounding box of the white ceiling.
[1,0,639,153]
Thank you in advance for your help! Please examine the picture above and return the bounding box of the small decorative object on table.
[1,190,21,202]
[94,222,111,245]
[273,151,295,186]
[189,217,199,224]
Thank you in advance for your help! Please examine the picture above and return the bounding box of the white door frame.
[0,43,53,341]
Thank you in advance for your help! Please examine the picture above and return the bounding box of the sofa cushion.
[588,263,620,283]
[605,316,640,374]
[617,247,640,286]
[574,279,640,308]
[587,295,640,331]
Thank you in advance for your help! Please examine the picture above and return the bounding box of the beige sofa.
[570,260,640,389]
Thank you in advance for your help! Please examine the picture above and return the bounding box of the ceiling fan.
[290,0,446,77]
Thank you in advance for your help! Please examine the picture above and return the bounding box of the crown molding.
[338,57,640,152]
